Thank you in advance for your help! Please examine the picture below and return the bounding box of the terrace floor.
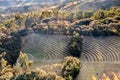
[78,36,120,80]
[21,34,120,79]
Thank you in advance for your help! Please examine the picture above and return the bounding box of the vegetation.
[15,69,64,80]
[0,53,81,80]
[0,1,120,80]
[92,10,105,20]
[68,32,83,57]
[0,6,120,37]
[62,56,81,80]
[0,36,21,65]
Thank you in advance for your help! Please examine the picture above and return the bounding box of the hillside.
[0,0,120,80]
[60,0,120,12]
[1,0,120,14]
[0,0,72,14]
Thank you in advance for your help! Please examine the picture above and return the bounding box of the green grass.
[24,49,45,59]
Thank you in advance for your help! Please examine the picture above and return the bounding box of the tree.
[64,12,74,21]
[25,17,34,28]
[68,32,83,57]
[15,14,23,28]
[4,20,13,28]
[93,10,105,19]
[82,11,94,18]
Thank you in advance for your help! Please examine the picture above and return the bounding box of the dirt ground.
[77,62,120,80]
[20,34,120,80]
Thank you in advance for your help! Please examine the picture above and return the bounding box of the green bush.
[91,28,101,36]
[82,11,94,18]
[92,10,105,19]
[12,53,65,80]
[0,37,21,65]
[71,19,92,27]
[15,69,64,80]
[68,32,83,57]
[0,53,73,80]
[101,18,113,24]
[62,57,81,80]
[0,55,13,80]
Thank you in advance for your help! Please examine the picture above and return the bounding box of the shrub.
[114,16,120,20]
[92,10,105,19]
[0,36,21,65]
[13,53,65,80]
[101,18,113,24]
[81,19,92,25]
[15,69,64,80]
[0,55,13,80]
[16,52,33,74]
[102,30,111,36]
[89,20,101,28]
[108,23,120,31]
[71,19,92,27]
[62,56,81,80]
[68,32,83,57]
[0,53,68,80]
[82,11,94,18]
[91,28,101,37]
